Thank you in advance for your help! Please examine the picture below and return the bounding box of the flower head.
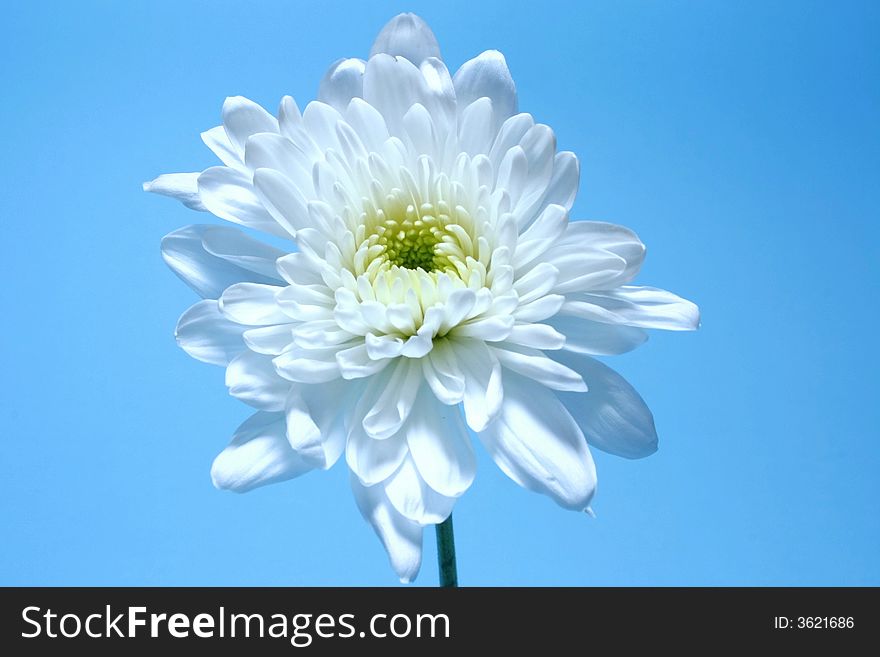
[146,13,699,582]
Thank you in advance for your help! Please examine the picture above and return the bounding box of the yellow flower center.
[355,188,480,281]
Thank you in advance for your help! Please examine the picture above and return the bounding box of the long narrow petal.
[143,172,206,211]
[226,350,290,411]
[198,167,291,238]
[318,58,366,111]
[554,351,658,459]
[478,372,596,510]
[384,456,457,525]
[175,299,246,366]
[449,338,503,432]
[549,315,648,355]
[161,225,283,299]
[369,13,441,64]
[562,286,700,331]
[221,96,279,155]
[211,411,314,493]
[453,50,518,132]
[406,388,476,498]
[351,474,423,583]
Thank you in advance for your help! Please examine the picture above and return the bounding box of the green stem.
[435,514,458,587]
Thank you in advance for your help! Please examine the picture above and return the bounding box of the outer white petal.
[453,50,518,132]
[211,411,314,493]
[175,299,246,366]
[351,474,423,584]
[200,225,286,279]
[143,172,206,211]
[360,359,423,440]
[562,286,700,331]
[490,344,587,392]
[545,221,646,291]
[384,456,457,525]
[542,151,580,211]
[202,126,245,170]
[346,428,408,486]
[226,350,290,411]
[160,225,283,299]
[369,13,441,64]
[197,167,291,238]
[406,387,476,498]
[221,96,279,155]
[297,378,365,469]
[449,338,503,432]
[478,372,597,510]
[219,282,289,326]
[549,315,648,355]
[318,58,366,111]
[554,351,658,459]
[362,53,428,135]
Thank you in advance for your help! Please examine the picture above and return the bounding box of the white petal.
[489,113,534,171]
[543,247,627,295]
[453,50,517,132]
[222,96,279,154]
[346,428,407,486]
[219,282,289,325]
[451,315,514,341]
[274,345,343,384]
[449,338,503,431]
[457,97,494,156]
[161,225,282,299]
[254,169,311,237]
[478,372,596,510]
[143,172,206,211]
[336,343,391,379]
[318,58,366,111]
[547,221,646,290]
[505,323,566,350]
[554,351,658,459]
[245,132,316,197]
[369,13,441,64]
[363,53,428,135]
[513,293,565,323]
[513,262,559,304]
[278,95,304,139]
[513,124,557,224]
[541,151,579,211]
[226,350,290,411]
[418,58,456,134]
[351,474,423,583]
[242,324,294,355]
[491,344,587,392]
[344,98,390,152]
[211,411,314,493]
[201,126,244,170]
[360,359,422,440]
[406,388,475,497]
[197,167,291,238]
[562,286,700,331]
[200,225,286,279]
[175,299,246,366]
[549,315,647,355]
[422,340,466,405]
[384,456,457,525]
[298,378,365,469]
[514,204,569,271]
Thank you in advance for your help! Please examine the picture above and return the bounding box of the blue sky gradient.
[1,0,878,585]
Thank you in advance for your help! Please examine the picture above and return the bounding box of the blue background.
[1,0,877,586]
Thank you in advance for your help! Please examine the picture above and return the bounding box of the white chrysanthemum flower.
[146,13,699,583]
